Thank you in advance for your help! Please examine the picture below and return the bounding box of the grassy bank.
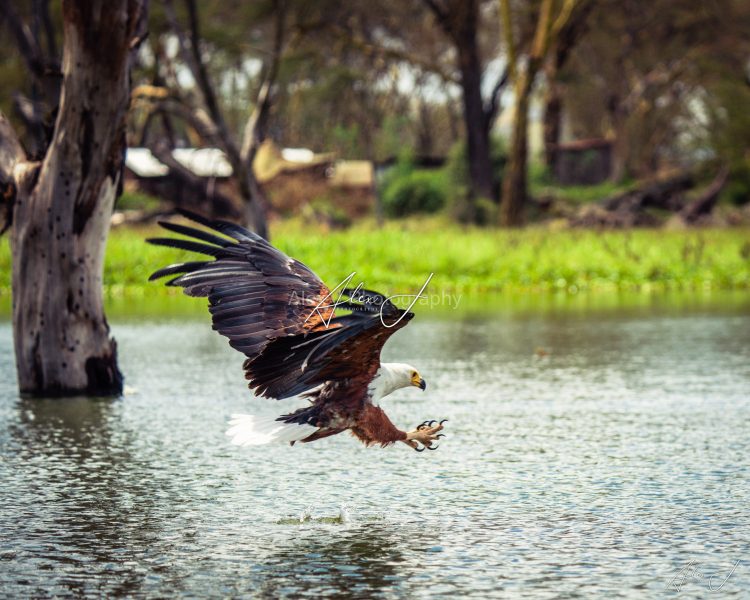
[1,219,749,300]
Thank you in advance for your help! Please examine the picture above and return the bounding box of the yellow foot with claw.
[405,419,447,451]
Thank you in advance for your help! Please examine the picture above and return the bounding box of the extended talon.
[405,418,448,452]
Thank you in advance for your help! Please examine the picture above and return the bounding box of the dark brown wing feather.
[148,210,336,360]
[148,210,414,401]
[245,311,413,399]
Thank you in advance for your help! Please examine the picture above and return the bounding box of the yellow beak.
[411,374,427,390]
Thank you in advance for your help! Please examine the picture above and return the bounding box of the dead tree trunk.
[3,0,147,396]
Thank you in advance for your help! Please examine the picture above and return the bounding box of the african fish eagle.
[147,210,446,451]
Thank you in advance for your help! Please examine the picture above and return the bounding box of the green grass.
[1,219,749,302]
[530,179,635,204]
[528,161,635,204]
[117,190,162,211]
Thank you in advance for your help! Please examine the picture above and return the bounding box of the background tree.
[0,0,61,159]
[0,0,147,396]
[541,0,593,172]
[562,0,750,182]
[499,0,582,226]
[132,0,292,238]
[421,0,504,209]
[269,1,464,160]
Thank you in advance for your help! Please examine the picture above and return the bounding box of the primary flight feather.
[148,210,446,451]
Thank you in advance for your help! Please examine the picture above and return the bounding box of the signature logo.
[668,559,740,592]
[303,271,433,329]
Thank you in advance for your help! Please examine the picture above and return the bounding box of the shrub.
[382,169,447,217]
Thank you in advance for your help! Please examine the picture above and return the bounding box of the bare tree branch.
[499,0,518,81]
[37,0,58,61]
[132,86,225,148]
[0,110,25,185]
[293,19,460,85]
[550,0,579,43]
[1,104,34,234]
[162,0,241,161]
[240,0,287,165]
[0,0,46,80]
[421,0,449,25]
[484,64,510,129]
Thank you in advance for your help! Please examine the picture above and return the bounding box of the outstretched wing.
[148,210,336,358]
[148,210,414,399]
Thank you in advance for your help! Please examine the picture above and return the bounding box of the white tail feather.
[226,414,317,446]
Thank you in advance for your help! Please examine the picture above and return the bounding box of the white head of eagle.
[148,210,446,452]
[370,362,427,405]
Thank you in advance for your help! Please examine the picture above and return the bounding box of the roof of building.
[253,140,334,183]
[127,143,338,183]
[328,160,373,188]
[125,144,372,188]
[125,147,233,178]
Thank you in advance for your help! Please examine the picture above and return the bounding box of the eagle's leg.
[404,419,447,451]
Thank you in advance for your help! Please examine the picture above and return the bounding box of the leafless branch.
[484,65,510,128]
[0,111,25,183]
[499,0,518,81]
[0,110,27,235]
[293,19,459,85]
[0,0,46,79]
[37,0,57,61]
[421,0,449,25]
[240,0,287,165]
[162,0,241,161]
[137,94,222,146]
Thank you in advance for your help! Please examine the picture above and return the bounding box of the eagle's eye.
[411,371,417,378]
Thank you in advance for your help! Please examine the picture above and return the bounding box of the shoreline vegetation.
[1,219,749,307]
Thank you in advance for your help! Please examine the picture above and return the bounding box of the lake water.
[1,296,749,597]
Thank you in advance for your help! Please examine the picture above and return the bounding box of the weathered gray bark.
[3,0,147,396]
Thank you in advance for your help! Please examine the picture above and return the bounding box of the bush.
[382,169,447,217]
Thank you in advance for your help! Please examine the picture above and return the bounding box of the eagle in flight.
[148,210,446,451]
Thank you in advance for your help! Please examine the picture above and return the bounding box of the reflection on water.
[1,296,749,597]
